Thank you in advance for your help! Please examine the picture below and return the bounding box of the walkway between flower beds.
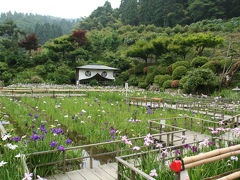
[47,163,117,180]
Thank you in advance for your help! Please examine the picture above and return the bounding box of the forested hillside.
[0,12,81,44]
[79,0,240,30]
[0,1,240,95]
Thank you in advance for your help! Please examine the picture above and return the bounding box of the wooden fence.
[27,127,185,175]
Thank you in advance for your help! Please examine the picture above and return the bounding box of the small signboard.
[125,83,128,90]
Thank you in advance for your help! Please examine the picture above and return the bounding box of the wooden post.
[160,124,162,141]
[167,134,170,146]
[116,142,120,156]
[131,170,136,180]
[90,147,93,169]
[190,118,193,130]
[63,151,66,173]
[117,161,122,179]
[149,121,152,134]
[201,120,203,134]
[184,117,187,129]
[237,115,239,126]
[171,132,174,145]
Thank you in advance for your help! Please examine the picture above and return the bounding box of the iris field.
[0,91,240,179]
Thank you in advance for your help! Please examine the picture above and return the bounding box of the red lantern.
[170,160,182,173]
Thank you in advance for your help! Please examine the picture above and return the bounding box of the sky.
[0,0,121,19]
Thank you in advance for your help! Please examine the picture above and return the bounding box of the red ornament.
[170,160,182,173]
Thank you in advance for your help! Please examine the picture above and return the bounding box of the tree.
[127,40,154,65]
[185,33,224,55]
[19,33,39,52]
[120,0,139,25]
[71,30,88,47]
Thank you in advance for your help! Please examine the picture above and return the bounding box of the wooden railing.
[126,96,240,119]
[116,140,205,180]
[27,128,185,175]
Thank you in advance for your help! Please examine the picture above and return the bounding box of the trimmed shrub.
[172,61,190,71]
[191,56,209,68]
[138,81,148,89]
[162,80,172,89]
[201,61,221,73]
[158,66,167,75]
[171,80,179,88]
[172,66,187,80]
[154,75,172,87]
[31,76,43,83]
[146,73,155,85]
[182,68,220,94]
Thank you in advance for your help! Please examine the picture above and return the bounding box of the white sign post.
[125,83,128,98]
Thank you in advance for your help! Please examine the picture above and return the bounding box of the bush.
[134,63,146,75]
[201,61,221,73]
[172,61,190,71]
[146,73,155,85]
[89,79,98,86]
[182,68,220,94]
[31,76,43,83]
[171,80,179,88]
[162,80,172,89]
[158,66,167,75]
[172,66,187,80]
[128,76,138,86]
[191,56,209,68]
[138,81,148,89]
[154,75,172,87]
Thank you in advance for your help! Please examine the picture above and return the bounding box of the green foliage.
[134,62,146,75]
[154,75,172,87]
[31,76,43,83]
[201,61,221,74]
[182,68,220,94]
[162,80,172,89]
[172,66,187,80]
[89,79,98,86]
[54,64,75,84]
[172,61,190,71]
[191,56,209,68]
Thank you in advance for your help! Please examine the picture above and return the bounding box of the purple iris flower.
[41,132,46,140]
[184,144,191,149]
[50,141,58,147]
[107,140,111,142]
[40,124,47,132]
[79,113,83,116]
[58,146,65,152]
[175,149,180,155]
[30,134,40,141]
[65,139,72,144]
[208,142,215,146]
[31,125,35,128]
[12,137,20,142]
[56,128,64,135]
[34,114,38,118]
[191,146,198,153]
[112,136,116,140]
[72,116,74,119]
[104,122,109,125]
[32,131,38,134]
[29,113,32,117]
